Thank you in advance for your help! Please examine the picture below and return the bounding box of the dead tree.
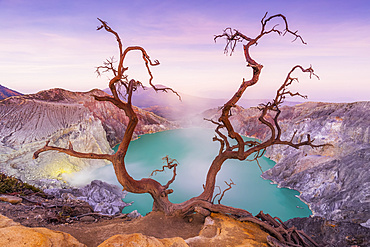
[34,14,325,246]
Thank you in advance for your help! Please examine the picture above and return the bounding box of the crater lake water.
[69,128,311,221]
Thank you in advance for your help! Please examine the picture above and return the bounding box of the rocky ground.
[0,173,274,246]
[1,173,369,246]
[0,196,205,247]
[2,191,369,247]
[0,174,204,246]
[0,192,275,247]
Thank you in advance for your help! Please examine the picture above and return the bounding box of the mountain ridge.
[0,84,23,100]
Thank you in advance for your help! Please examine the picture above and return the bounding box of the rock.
[79,216,96,222]
[45,180,132,215]
[260,102,370,224]
[77,180,131,215]
[61,192,80,202]
[285,216,370,247]
[185,213,269,247]
[361,219,370,228]
[0,195,22,204]
[0,214,20,228]
[0,214,85,247]
[263,148,370,223]
[127,210,142,219]
[97,233,189,247]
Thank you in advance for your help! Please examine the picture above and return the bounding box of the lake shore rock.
[261,102,369,225]
[202,101,370,226]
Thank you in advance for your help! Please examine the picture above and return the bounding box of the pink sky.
[0,0,369,102]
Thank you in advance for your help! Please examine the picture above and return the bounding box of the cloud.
[0,0,369,101]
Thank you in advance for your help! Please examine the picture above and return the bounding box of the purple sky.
[0,0,369,102]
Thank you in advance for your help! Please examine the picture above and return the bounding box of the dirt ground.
[0,193,205,247]
[49,212,205,246]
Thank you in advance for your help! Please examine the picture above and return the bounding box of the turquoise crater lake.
[74,128,311,221]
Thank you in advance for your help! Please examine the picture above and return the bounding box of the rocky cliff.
[0,88,176,188]
[202,101,370,225]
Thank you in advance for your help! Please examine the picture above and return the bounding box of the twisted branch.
[150,156,179,191]
[217,179,235,204]
[33,140,112,161]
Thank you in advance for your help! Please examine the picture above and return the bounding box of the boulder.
[185,213,269,247]
[45,180,133,215]
[0,214,85,247]
[0,195,22,204]
[77,180,132,215]
[0,214,20,228]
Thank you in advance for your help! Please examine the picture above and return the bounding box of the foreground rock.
[98,233,188,247]
[47,211,272,247]
[0,195,22,204]
[0,211,271,246]
[45,180,133,215]
[0,214,85,247]
[0,88,176,188]
[185,213,269,247]
[97,213,270,246]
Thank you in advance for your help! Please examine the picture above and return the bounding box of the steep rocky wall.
[19,88,178,146]
[202,101,370,224]
[0,96,112,188]
[261,102,370,224]
[0,88,177,188]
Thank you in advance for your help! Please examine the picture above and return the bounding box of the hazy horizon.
[1,0,369,103]
[2,82,366,105]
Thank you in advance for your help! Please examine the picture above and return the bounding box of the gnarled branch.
[33,140,112,161]
[217,179,235,204]
[150,155,179,191]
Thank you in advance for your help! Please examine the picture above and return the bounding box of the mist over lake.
[67,128,311,221]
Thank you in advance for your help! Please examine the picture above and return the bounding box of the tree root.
[182,202,319,247]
